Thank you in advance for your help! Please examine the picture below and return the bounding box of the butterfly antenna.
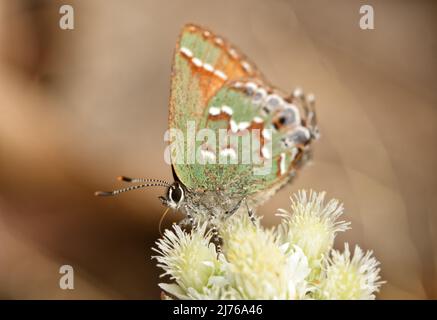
[158,207,171,236]
[117,176,170,186]
[95,181,169,197]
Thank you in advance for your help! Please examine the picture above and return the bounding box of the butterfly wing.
[169,24,262,188]
[199,79,314,204]
[169,24,316,202]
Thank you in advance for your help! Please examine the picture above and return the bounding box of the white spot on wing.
[192,57,202,68]
[279,153,286,175]
[233,81,243,88]
[214,37,224,46]
[284,103,301,126]
[228,47,239,59]
[262,128,272,140]
[253,88,267,105]
[214,69,227,80]
[253,116,263,124]
[261,146,271,159]
[241,60,252,72]
[230,120,238,133]
[209,107,221,116]
[180,47,193,58]
[203,63,214,73]
[266,94,282,110]
[221,105,233,116]
[245,82,257,96]
[238,122,250,131]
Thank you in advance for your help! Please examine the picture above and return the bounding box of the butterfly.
[96,24,319,250]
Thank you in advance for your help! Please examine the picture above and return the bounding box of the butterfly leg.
[210,224,223,254]
[187,213,194,226]
[244,198,256,224]
[224,198,243,218]
[179,213,195,229]
[207,212,223,254]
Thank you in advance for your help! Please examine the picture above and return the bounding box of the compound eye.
[168,185,183,204]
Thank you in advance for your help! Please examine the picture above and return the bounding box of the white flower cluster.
[153,190,384,300]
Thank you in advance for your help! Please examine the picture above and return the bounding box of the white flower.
[152,190,384,300]
[152,223,225,299]
[220,214,311,299]
[278,190,350,276]
[281,244,313,299]
[318,243,384,300]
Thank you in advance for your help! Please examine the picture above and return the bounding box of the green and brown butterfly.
[96,24,319,250]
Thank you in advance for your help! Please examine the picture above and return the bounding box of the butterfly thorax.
[180,187,244,225]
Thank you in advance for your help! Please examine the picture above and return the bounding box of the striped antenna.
[95,176,170,197]
[117,176,170,186]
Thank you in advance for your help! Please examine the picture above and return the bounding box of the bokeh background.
[0,0,436,299]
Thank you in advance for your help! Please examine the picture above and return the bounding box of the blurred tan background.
[0,0,436,299]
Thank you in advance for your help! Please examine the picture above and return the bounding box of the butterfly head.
[159,182,185,209]
[95,176,187,210]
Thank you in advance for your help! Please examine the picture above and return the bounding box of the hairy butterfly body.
[96,24,319,249]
